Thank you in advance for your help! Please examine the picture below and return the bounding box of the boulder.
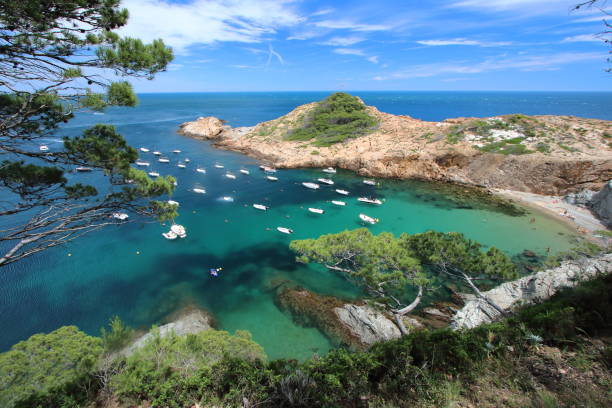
[451,253,612,329]
[334,304,401,346]
[122,307,213,356]
[590,180,612,227]
[563,189,596,207]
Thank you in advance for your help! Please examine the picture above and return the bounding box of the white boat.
[240,169,250,175]
[112,212,129,220]
[177,163,186,168]
[193,188,206,194]
[221,196,234,202]
[172,149,181,154]
[170,224,187,238]
[214,164,224,169]
[302,182,320,190]
[196,168,206,174]
[39,145,49,152]
[253,204,268,211]
[359,214,379,224]
[308,208,324,214]
[158,158,170,163]
[322,167,336,174]
[358,197,383,205]
[167,200,179,207]
[267,176,278,181]
[140,147,150,153]
[75,167,93,172]
[184,158,190,163]
[336,189,349,195]
[277,227,293,234]
[162,231,178,240]
[148,172,160,177]
[317,178,334,185]
[153,151,161,156]
[331,200,346,206]
[135,161,150,167]
[226,173,236,179]
[363,179,377,186]
[264,167,277,173]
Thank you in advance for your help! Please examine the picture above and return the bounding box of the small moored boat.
[172,149,181,154]
[267,175,278,181]
[358,197,383,205]
[196,167,206,173]
[184,158,190,163]
[167,200,179,207]
[193,188,206,194]
[76,167,93,172]
[302,182,320,190]
[322,167,336,174]
[158,158,170,163]
[221,196,234,202]
[153,151,161,156]
[214,164,224,169]
[148,172,160,177]
[253,204,268,211]
[331,200,346,206]
[240,169,250,175]
[263,167,277,173]
[363,179,377,186]
[277,227,293,234]
[317,178,334,185]
[140,147,150,153]
[162,231,178,240]
[225,173,236,179]
[308,208,324,214]
[39,145,49,152]
[335,189,349,195]
[359,214,379,224]
[112,212,129,220]
[135,161,150,167]
[170,224,187,238]
[177,163,186,168]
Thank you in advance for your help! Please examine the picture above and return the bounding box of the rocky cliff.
[179,100,612,195]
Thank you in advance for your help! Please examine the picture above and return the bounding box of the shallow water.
[1,92,597,360]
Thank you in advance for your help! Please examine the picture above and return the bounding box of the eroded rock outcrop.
[122,306,214,356]
[451,253,612,329]
[590,180,612,227]
[178,116,227,140]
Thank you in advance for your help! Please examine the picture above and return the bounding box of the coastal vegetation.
[285,92,378,146]
[0,0,176,267]
[290,229,518,334]
[1,272,610,407]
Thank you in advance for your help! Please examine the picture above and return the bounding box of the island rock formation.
[179,101,612,195]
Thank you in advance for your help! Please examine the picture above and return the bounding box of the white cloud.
[167,63,184,71]
[417,38,513,47]
[314,20,392,32]
[367,56,379,64]
[562,34,603,43]
[321,36,365,46]
[119,0,304,53]
[449,0,575,12]
[374,52,602,80]
[311,8,334,17]
[266,44,285,66]
[334,48,366,56]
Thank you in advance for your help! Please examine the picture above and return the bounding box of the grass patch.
[479,140,533,155]
[536,143,551,153]
[285,92,378,147]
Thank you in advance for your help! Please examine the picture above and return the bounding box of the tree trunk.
[392,285,423,336]
[460,271,507,317]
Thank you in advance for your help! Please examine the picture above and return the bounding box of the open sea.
[1,91,610,360]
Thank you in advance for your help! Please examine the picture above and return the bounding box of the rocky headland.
[179,100,612,196]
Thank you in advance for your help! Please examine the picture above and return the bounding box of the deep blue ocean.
[1,91,609,359]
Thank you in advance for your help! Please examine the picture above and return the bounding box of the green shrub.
[100,315,134,352]
[0,326,102,408]
[536,142,551,153]
[286,92,378,146]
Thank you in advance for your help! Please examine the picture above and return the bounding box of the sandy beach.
[494,189,610,245]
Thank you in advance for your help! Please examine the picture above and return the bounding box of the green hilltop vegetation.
[285,92,379,146]
[1,265,611,407]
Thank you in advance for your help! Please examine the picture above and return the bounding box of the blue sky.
[119,0,612,92]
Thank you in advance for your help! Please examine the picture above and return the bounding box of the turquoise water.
[2,92,604,360]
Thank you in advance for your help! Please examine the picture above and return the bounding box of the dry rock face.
[334,304,401,346]
[590,180,612,227]
[122,308,213,356]
[179,101,612,195]
[452,253,612,329]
